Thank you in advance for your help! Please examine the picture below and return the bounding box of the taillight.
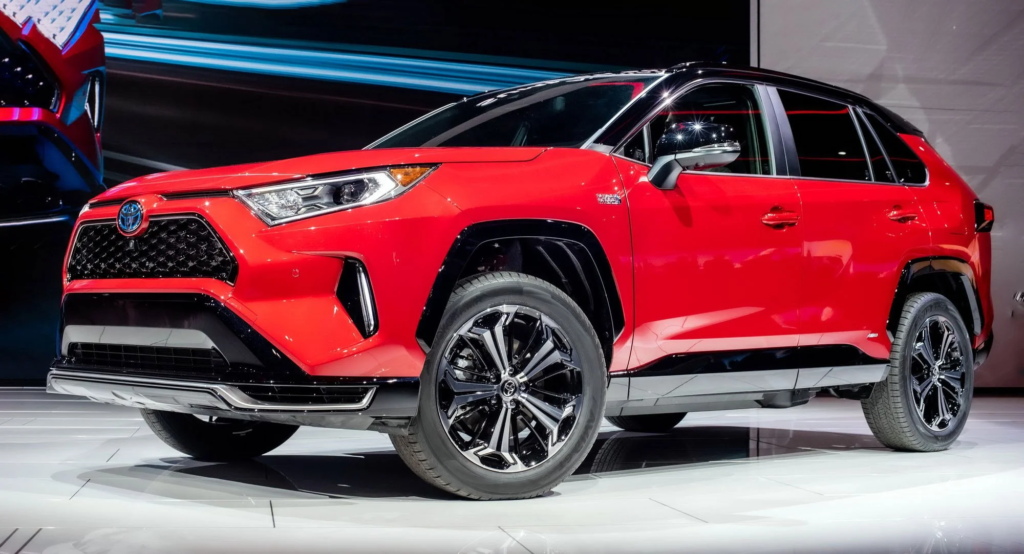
[975,200,994,233]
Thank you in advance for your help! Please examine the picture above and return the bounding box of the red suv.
[49,63,993,500]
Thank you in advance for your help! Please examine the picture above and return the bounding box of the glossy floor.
[1,389,1023,553]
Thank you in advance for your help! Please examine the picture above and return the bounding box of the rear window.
[777,89,869,182]
[863,111,928,184]
[370,75,663,149]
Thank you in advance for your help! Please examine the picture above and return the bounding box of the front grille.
[0,34,59,110]
[67,216,237,282]
[235,384,374,405]
[69,342,229,373]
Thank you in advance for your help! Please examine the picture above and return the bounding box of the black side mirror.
[647,120,741,190]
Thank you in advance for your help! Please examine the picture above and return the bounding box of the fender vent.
[337,258,378,338]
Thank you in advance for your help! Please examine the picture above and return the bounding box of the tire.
[142,409,298,461]
[607,413,687,433]
[391,271,607,500]
[862,292,974,452]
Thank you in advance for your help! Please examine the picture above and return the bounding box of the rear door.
[617,82,804,392]
[769,87,932,372]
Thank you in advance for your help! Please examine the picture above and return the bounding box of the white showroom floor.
[1,389,1023,553]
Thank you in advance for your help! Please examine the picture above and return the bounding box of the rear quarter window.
[863,111,928,184]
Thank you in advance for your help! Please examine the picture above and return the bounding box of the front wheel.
[862,292,974,451]
[391,272,607,500]
[142,410,298,461]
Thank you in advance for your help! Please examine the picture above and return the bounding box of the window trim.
[609,78,781,179]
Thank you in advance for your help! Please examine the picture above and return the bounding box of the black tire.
[391,272,607,500]
[862,292,974,452]
[142,409,298,461]
[606,412,687,433]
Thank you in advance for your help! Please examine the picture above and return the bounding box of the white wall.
[758,0,1024,386]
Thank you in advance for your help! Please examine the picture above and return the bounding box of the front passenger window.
[648,84,773,175]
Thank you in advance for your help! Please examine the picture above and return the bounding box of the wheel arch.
[415,219,625,367]
[888,257,983,340]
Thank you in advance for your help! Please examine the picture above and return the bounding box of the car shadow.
[71,425,882,501]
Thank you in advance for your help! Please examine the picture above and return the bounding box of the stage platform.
[0,389,1021,553]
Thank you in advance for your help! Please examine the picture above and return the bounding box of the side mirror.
[647,120,741,190]
[648,142,741,190]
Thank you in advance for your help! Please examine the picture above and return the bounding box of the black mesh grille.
[235,384,373,405]
[69,343,229,373]
[0,34,59,110]
[67,217,237,282]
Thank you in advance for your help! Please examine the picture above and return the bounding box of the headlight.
[235,165,436,225]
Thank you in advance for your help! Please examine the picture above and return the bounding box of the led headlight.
[235,165,435,225]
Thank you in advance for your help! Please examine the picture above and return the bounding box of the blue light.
[102,32,570,95]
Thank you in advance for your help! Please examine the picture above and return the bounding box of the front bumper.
[47,370,416,432]
[64,185,462,379]
[49,292,419,430]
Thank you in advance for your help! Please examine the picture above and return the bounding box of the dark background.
[1,0,751,382]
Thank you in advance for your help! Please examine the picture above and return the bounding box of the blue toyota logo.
[117,200,144,235]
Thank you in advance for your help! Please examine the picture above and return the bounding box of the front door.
[616,83,803,390]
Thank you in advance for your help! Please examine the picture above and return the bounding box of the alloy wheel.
[910,315,967,432]
[435,305,584,472]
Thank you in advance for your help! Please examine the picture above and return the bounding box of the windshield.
[370,74,664,149]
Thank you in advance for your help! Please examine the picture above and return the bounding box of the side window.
[863,111,928,184]
[857,111,895,182]
[620,126,649,164]
[648,84,772,175]
[777,89,869,181]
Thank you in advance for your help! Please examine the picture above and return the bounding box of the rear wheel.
[607,413,686,433]
[142,410,298,461]
[862,292,974,452]
[391,272,606,500]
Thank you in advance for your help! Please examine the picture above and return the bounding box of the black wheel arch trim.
[889,257,983,339]
[415,219,625,365]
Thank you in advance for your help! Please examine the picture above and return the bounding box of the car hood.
[92,147,548,203]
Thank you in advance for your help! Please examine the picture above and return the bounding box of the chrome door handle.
[761,208,800,228]
[887,207,918,223]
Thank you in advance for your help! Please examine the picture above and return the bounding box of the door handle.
[887,207,918,223]
[761,208,800,228]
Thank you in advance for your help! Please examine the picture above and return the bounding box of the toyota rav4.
[49,63,994,500]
